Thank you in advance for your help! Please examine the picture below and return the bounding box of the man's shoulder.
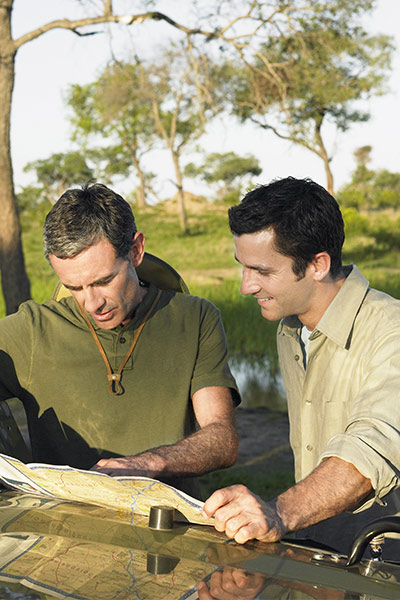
[363,286,400,324]
[333,265,400,329]
[0,299,47,324]
[161,289,220,316]
[0,296,83,330]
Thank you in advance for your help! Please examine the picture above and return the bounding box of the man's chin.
[95,321,118,330]
[260,306,280,322]
[92,311,119,329]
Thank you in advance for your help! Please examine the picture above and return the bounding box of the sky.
[10,0,400,198]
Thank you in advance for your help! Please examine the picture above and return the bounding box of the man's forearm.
[203,456,373,543]
[92,421,238,478]
[275,457,373,534]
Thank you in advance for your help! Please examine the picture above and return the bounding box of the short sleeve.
[190,301,240,405]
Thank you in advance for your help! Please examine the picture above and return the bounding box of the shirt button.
[305,399,311,405]
[294,354,300,361]
[120,337,126,344]
[306,444,313,452]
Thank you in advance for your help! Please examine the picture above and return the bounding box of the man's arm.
[202,456,372,543]
[91,386,238,478]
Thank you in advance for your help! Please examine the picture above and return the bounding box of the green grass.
[134,205,235,272]
[191,278,279,361]
[199,466,295,501]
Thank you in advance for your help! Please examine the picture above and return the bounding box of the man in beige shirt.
[202,176,400,556]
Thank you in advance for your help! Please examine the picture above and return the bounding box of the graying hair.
[43,183,137,260]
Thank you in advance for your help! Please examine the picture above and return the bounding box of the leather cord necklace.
[75,289,162,395]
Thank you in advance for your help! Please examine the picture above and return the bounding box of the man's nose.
[240,269,260,296]
[82,287,105,313]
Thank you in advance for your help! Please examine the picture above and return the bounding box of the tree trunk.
[0,3,31,314]
[322,153,334,196]
[130,150,146,209]
[171,151,188,234]
[151,99,188,233]
[314,116,334,195]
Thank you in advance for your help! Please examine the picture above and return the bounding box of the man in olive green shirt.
[203,177,399,555]
[0,183,239,497]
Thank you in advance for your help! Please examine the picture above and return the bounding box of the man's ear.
[311,252,331,281]
[129,232,145,267]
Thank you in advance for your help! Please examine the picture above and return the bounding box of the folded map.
[0,453,213,525]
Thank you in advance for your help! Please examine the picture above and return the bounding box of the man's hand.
[197,568,266,599]
[203,458,373,545]
[91,386,238,479]
[202,485,287,544]
[90,452,165,478]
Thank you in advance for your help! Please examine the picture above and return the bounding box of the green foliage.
[220,188,241,206]
[184,151,261,202]
[368,216,400,250]
[67,63,158,204]
[223,6,393,191]
[186,151,261,186]
[23,151,94,205]
[342,207,370,236]
[67,50,218,219]
[338,161,400,210]
[24,151,93,189]
[16,185,52,227]
[353,145,372,171]
[250,23,392,124]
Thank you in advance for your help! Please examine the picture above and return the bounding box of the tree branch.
[13,11,223,51]
[249,116,323,158]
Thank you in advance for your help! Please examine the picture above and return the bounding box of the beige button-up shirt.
[278,265,400,511]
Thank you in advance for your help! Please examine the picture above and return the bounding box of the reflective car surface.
[0,491,399,599]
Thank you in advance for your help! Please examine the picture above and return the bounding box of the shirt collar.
[280,265,370,349]
[69,282,162,332]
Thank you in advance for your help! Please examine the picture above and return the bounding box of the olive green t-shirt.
[0,284,239,494]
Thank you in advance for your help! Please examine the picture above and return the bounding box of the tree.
[354,145,373,168]
[1,0,383,311]
[226,15,393,194]
[24,151,94,203]
[67,64,157,209]
[338,147,400,210]
[68,48,220,232]
[145,49,219,233]
[185,151,261,199]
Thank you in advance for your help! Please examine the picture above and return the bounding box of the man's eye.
[94,279,111,286]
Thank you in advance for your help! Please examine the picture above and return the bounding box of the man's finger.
[203,484,250,517]
[197,580,213,599]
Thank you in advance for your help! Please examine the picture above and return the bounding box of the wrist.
[135,450,168,475]
[273,492,297,535]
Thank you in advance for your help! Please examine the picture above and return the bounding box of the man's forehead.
[233,230,290,269]
[234,230,275,254]
[49,240,122,285]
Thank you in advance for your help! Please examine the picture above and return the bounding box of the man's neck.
[301,271,347,331]
[121,285,148,327]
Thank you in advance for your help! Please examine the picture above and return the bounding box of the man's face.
[49,234,145,329]
[234,229,317,324]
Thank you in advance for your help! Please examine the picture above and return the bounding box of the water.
[230,357,287,412]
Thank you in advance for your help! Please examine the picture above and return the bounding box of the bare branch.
[249,116,323,158]
[103,1,113,17]
[13,11,213,51]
